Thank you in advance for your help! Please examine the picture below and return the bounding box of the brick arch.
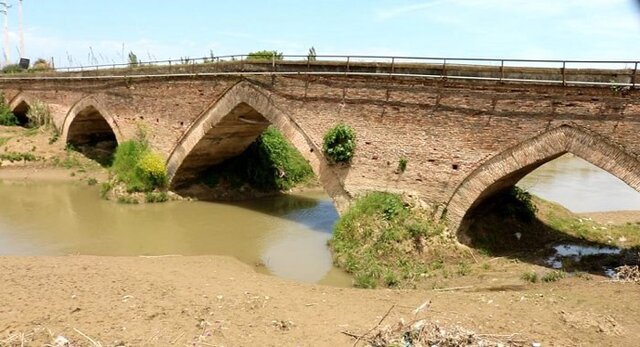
[61,96,123,145]
[166,81,351,212]
[7,92,34,125]
[445,124,640,240]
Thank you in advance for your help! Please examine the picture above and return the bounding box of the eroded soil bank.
[0,255,639,346]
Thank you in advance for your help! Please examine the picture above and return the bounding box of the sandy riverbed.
[0,255,639,346]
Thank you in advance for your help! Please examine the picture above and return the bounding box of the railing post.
[442,59,447,80]
[390,57,395,77]
[561,61,566,86]
[305,55,311,92]
[272,53,276,73]
[346,56,350,75]
[633,62,638,88]
[500,60,504,82]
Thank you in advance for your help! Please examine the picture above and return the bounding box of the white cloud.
[375,0,631,20]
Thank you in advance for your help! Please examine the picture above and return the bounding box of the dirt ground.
[0,256,638,347]
[581,210,640,225]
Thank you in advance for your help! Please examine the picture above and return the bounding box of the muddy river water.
[0,154,638,286]
[0,181,352,286]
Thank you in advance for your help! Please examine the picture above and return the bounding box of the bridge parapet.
[0,55,637,88]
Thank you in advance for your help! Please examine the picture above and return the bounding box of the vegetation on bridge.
[246,50,283,61]
[201,127,314,193]
[323,123,356,164]
[331,192,447,288]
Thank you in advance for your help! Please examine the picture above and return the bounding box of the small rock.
[53,336,70,347]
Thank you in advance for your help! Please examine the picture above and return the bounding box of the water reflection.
[0,180,351,286]
[518,154,640,212]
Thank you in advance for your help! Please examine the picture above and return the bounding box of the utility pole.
[18,0,23,58]
[0,1,9,65]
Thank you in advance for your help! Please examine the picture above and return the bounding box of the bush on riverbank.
[330,192,447,288]
[111,140,168,193]
[201,127,314,193]
[0,95,18,126]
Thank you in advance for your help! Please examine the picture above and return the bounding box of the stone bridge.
[1,59,639,241]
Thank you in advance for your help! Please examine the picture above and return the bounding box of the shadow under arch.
[8,92,33,126]
[166,81,351,212]
[445,124,640,242]
[61,96,123,165]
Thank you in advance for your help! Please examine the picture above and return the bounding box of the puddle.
[545,244,621,271]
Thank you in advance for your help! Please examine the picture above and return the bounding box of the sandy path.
[0,255,639,346]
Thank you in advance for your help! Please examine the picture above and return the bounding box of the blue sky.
[2,0,640,67]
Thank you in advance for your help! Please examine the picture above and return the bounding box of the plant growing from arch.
[323,123,356,163]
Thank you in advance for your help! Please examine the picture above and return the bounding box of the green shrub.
[0,95,17,126]
[521,271,539,283]
[87,178,98,186]
[246,50,283,61]
[323,124,356,163]
[135,152,168,190]
[331,192,444,288]
[2,64,25,74]
[0,152,39,162]
[541,270,565,283]
[0,112,18,126]
[128,51,139,67]
[111,140,167,192]
[201,127,313,192]
[398,157,408,172]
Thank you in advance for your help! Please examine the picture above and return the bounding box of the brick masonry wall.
[2,74,639,232]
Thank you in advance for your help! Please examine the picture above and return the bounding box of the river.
[518,153,640,212]
[0,154,637,287]
[0,180,352,286]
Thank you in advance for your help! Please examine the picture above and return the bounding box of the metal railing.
[0,54,638,88]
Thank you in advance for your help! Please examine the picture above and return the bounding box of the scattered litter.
[612,265,640,283]
[272,320,295,331]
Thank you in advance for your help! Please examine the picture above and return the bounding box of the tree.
[307,46,317,61]
[128,51,139,67]
[246,50,283,62]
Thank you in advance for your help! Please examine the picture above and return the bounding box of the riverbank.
[1,255,639,346]
[1,126,640,345]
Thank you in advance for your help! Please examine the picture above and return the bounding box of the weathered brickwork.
[2,72,639,237]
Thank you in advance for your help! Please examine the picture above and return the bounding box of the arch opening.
[447,126,640,276]
[11,100,30,126]
[166,82,350,212]
[170,102,316,201]
[66,105,118,166]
